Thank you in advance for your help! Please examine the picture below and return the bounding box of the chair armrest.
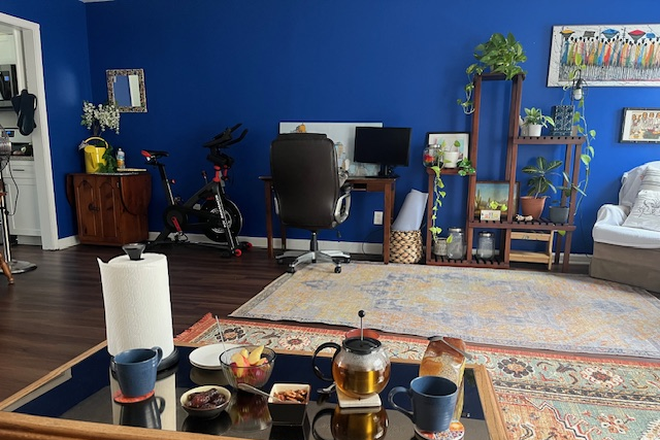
[595,204,630,227]
[334,188,351,224]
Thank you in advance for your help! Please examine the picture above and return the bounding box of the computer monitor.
[353,126,412,177]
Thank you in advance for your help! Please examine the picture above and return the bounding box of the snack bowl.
[180,385,231,419]
[268,383,311,426]
[219,345,276,389]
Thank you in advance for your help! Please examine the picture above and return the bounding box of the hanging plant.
[458,33,527,115]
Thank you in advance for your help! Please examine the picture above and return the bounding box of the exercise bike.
[142,123,251,256]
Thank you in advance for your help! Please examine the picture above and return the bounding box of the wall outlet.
[373,211,383,225]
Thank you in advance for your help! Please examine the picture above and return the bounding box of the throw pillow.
[640,165,660,192]
[622,189,660,232]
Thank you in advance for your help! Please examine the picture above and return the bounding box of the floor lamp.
[0,124,37,274]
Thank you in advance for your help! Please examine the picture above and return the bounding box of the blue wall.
[0,0,93,238]
[4,1,660,253]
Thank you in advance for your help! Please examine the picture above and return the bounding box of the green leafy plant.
[429,159,475,243]
[457,158,475,176]
[564,67,596,213]
[428,165,447,243]
[522,107,555,128]
[458,33,527,114]
[97,144,118,173]
[521,156,563,198]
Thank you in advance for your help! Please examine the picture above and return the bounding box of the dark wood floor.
[0,243,288,401]
[0,243,597,402]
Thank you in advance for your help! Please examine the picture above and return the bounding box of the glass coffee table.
[0,342,506,440]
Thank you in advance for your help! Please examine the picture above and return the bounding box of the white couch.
[590,161,660,293]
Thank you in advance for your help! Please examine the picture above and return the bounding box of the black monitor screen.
[353,127,412,173]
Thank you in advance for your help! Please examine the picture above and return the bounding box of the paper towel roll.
[98,253,174,359]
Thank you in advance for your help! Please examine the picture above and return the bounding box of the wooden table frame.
[0,341,507,440]
[260,176,397,264]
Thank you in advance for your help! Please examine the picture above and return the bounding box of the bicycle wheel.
[201,198,243,243]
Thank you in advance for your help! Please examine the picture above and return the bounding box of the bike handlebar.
[203,123,248,149]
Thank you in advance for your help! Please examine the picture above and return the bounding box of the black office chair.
[270,133,351,273]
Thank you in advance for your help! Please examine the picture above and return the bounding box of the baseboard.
[145,232,593,265]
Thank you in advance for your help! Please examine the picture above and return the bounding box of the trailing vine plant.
[562,66,596,215]
[458,33,527,115]
[429,165,446,243]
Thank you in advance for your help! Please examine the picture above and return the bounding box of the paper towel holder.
[123,243,146,261]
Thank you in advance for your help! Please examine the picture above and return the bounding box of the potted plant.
[520,156,562,219]
[549,177,587,224]
[521,107,555,136]
[458,32,527,115]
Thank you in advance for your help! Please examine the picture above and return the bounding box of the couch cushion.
[622,189,660,232]
[640,165,660,192]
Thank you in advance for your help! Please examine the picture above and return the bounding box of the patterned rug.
[176,314,660,440]
[230,262,660,358]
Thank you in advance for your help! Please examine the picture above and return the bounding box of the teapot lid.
[342,337,381,354]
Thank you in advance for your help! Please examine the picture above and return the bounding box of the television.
[353,126,412,177]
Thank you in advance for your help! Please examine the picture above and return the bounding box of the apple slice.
[247,345,265,365]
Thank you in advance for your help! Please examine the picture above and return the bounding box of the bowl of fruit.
[219,345,276,389]
[180,385,231,419]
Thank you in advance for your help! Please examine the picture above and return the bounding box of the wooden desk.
[260,176,396,264]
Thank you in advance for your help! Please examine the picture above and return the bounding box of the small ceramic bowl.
[268,383,311,426]
[180,385,231,419]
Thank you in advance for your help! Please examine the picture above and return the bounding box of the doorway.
[0,12,58,250]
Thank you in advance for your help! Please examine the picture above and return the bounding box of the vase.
[519,196,546,220]
[548,206,569,224]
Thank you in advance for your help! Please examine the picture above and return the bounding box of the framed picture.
[474,181,520,220]
[548,24,660,87]
[619,108,660,143]
[425,132,469,161]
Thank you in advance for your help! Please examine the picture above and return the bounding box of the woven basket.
[389,230,423,264]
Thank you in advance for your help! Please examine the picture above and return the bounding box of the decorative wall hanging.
[619,108,660,143]
[548,24,660,87]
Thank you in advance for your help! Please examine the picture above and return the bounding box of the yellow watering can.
[79,137,108,173]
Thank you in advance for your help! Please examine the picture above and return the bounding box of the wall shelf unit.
[425,73,583,272]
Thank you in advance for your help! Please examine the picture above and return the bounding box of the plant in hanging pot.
[521,107,555,136]
[458,32,527,115]
[519,156,562,220]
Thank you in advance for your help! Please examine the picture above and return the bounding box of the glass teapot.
[312,337,391,398]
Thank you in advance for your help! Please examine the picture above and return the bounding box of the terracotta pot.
[519,196,546,219]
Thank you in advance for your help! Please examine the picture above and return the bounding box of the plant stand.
[424,73,584,272]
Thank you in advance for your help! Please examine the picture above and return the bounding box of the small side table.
[509,230,556,270]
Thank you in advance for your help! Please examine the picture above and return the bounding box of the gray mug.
[388,376,458,434]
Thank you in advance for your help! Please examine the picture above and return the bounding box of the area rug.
[229,262,660,359]
[175,314,660,440]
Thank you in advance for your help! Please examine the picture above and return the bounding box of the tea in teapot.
[312,337,390,398]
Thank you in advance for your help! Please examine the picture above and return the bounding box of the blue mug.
[388,376,458,433]
[111,346,163,398]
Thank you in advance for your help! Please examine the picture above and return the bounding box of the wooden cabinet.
[4,160,40,239]
[68,173,151,246]
[425,73,583,272]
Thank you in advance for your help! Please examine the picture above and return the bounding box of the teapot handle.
[312,342,341,383]
[310,408,335,440]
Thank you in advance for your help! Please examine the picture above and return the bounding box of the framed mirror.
[106,68,147,113]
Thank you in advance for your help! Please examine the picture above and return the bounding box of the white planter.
[527,124,543,137]
[443,151,460,168]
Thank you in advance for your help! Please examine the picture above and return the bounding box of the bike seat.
[142,149,169,160]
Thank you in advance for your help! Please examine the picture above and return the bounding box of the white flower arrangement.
[81,101,120,135]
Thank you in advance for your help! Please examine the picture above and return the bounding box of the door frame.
[0,12,58,249]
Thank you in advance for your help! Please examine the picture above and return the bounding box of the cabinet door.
[4,161,40,237]
[72,174,121,244]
